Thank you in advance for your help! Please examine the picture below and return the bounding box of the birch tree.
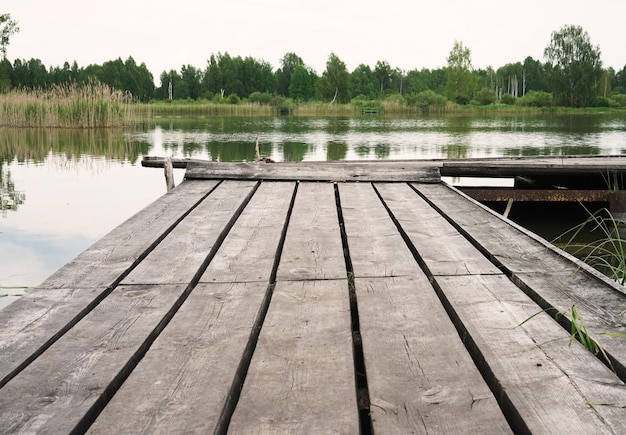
[544,25,603,107]
[0,14,18,58]
[444,41,475,104]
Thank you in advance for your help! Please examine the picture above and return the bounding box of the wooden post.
[503,198,514,219]
[255,136,260,161]
[164,157,175,191]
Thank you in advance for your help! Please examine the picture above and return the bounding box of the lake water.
[2,113,626,308]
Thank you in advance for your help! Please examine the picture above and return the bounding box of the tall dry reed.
[0,82,135,128]
[139,101,275,117]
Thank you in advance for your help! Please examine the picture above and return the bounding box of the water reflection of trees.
[442,144,470,159]
[0,127,151,215]
[0,164,25,216]
[327,142,348,161]
[206,142,272,162]
[504,145,601,157]
[283,142,311,162]
[0,128,150,164]
[375,144,390,159]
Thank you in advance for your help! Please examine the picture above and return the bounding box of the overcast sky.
[3,0,625,82]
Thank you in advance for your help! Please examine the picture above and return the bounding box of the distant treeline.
[1,51,625,108]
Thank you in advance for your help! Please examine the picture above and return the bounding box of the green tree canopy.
[445,40,475,104]
[0,14,19,59]
[289,65,317,101]
[350,64,376,99]
[201,52,275,99]
[317,53,351,104]
[0,57,11,90]
[374,61,392,95]
[276,52,304,97]
[615,64,626,94]
[544,24,603,107]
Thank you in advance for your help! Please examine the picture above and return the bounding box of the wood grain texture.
[228,280,358,434]
[5,172,626,433]
[201,182,295,283]
[122,180,257,285]
[357,275,511,434]
[0,180,217,388]
[375,182,501,276]
[41,179,219,289]
[416,182,626,374]
[415,183,572,274]
[87,282,269,434]
[337,183,419,278]
[0,284,186,434]
[436,274,626,433]
[185,160,441,182]
[276,182,346,281]
[440,155,626,177]
[338,183,510,433]
[0,287,102,386]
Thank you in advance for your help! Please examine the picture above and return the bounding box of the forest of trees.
[1,17,625,108]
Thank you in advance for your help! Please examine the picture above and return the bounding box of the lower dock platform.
[2,161,626,434]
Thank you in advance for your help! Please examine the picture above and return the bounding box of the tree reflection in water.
[0,165,25,217]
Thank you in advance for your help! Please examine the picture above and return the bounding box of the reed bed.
[0,83,135,128]
[140,101,275,117]
[290,102,360,116]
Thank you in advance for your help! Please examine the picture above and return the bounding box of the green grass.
[0,82,135,128]
[4,86,626,127]
[561,204,626,285]
[511,304,617,372]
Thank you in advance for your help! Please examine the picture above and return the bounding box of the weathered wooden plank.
[142,156,205,168]
[441,155,626,177]
[0,284,187,434]
[337,183,418,278]
[415,183,626,376]
[276,182,346,281]
[40,179,220,289]
[122,180,257,285]
[0,180,218,387]
[358,276,512,434]
[374,182,501,276]
[87,282,269,434]
[459,187,610,202]
[228,280,358,434]
[436,274,626,433]
[200,182,295,283]
[185,160,441,182]
[414,183,574,274]
[338,183,511,433]
[88,183,295,433]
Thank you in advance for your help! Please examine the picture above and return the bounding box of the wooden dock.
[3,161,626,434]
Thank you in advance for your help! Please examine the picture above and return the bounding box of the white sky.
[3,0,625,83]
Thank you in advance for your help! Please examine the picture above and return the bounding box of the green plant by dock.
[561,204,626,285]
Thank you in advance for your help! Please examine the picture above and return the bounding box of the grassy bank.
[3,85,626,128]
[137,100,471,117]
[0,83,135,128]
[139,99,626,118]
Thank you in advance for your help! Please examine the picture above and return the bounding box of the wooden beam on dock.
[441,155,626,178]
[185,161,442,182]
[141,156,205,168]
[459,187,610,202]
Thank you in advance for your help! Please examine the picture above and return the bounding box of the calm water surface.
[1,113,626,308]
